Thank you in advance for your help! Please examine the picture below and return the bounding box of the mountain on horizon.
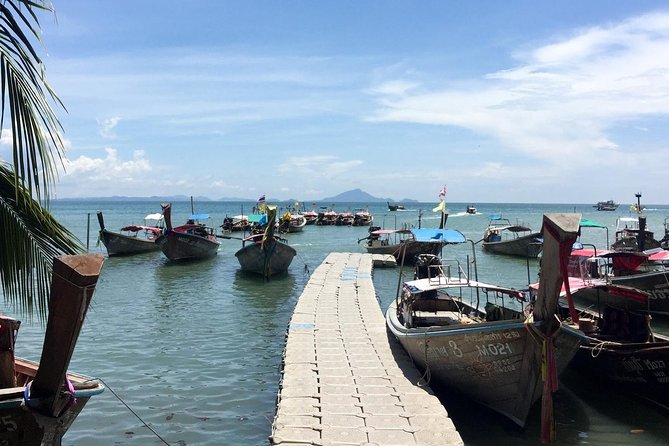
[54,189,417,203]
[321,188,391,203]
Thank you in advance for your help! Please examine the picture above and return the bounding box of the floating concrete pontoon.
[270,252,463,446]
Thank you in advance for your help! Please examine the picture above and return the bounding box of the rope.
[421,334,432,384]
[98,378,171,445]
[590,340,616,358]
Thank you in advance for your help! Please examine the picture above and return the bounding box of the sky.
[3,0,669,204]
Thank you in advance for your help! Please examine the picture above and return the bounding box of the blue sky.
[6,1,669,203]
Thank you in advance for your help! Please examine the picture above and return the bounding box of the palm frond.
[0,1,65,206]
[0,164,83,320]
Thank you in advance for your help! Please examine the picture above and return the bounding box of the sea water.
[3,200,669,445]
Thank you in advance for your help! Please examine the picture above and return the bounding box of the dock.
[270,252,463,446]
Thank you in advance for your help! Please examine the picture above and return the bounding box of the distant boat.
[358,227,449,264]
[611,216,660,252]
[482,215,543,258]
[352,208,374,226]
[235,206,297,277]
[221,214,253,232]
[0,254,106,444]
[465,205,477,214]
[593,200,619,211]
[97,211,163,256]
[387,201,405,211]
[278,212,307,233]
[155,202,220,261]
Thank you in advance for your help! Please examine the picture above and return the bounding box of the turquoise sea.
[4,200,669,445]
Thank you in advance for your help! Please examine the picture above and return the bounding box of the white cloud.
[369,11,669,166]
[278,155,363,179]
[98,116,121,139]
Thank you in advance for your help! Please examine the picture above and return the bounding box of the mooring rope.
[98,378,171,445]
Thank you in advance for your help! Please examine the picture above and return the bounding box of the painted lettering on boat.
[621,356,666,373]
[463,330,520,343]
[476,342,513,357]
[649,286,669,300]
[418,340,463,359]
[467,358,516,377]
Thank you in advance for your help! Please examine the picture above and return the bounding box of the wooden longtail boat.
[482,215,543,258]
[547,281,669,410]
[155,203,220,261]
[386,214,584,433]
[97,211,163,256]
[358,228,447,265]
[0,254,105,445]
[235,206,296,278]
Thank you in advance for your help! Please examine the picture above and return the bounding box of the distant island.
[55,188,418,203]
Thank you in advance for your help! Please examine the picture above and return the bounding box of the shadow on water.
[231,269,299,311]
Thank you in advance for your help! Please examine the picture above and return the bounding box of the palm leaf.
[0,2,81,321]
[0,164,82,320]
[0,1,65,206]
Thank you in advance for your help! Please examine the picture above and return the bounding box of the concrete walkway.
[270,252,463,446]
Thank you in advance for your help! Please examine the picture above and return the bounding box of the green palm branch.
[0,1,83,320]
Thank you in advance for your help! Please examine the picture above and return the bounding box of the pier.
[270,252,463,446]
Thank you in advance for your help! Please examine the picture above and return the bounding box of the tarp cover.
[579,219,606,228]
[190,213,209,220]
[144,213,164,221]
[410,228,466,244]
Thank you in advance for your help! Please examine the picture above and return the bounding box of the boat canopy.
[248,214,267,224]
[144,213,164,221]
[410,228,466,244]
[190,213,209,220]
[371,229,411,235]
[579,219,606,228]
[404,277,524,300]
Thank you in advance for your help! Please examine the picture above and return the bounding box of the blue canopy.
[190,213,209,220]
[247,214,267,225]
[410,228,466,244]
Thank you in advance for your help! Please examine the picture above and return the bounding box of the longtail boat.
[97,211,163,256]
[386,215,584,436]
[155,202,220,261]
[235,206,296,278]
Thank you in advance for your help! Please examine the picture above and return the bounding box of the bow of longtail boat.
[0,254,106,445]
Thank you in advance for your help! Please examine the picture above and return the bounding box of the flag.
[438,184,447,198]
[433,200,445,213]
[258,194,266,203]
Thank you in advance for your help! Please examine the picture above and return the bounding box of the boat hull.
[386,303,582,426]
[235,240,297,277]
[155,230,219,261]
[0,358,104,446]
[99,229,160,256]
[365,240,444,264]
[482,233,543,258]
[570,339,669,409]
[572,271,669,316]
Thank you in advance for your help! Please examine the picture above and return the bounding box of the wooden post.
[0,316,20,388]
